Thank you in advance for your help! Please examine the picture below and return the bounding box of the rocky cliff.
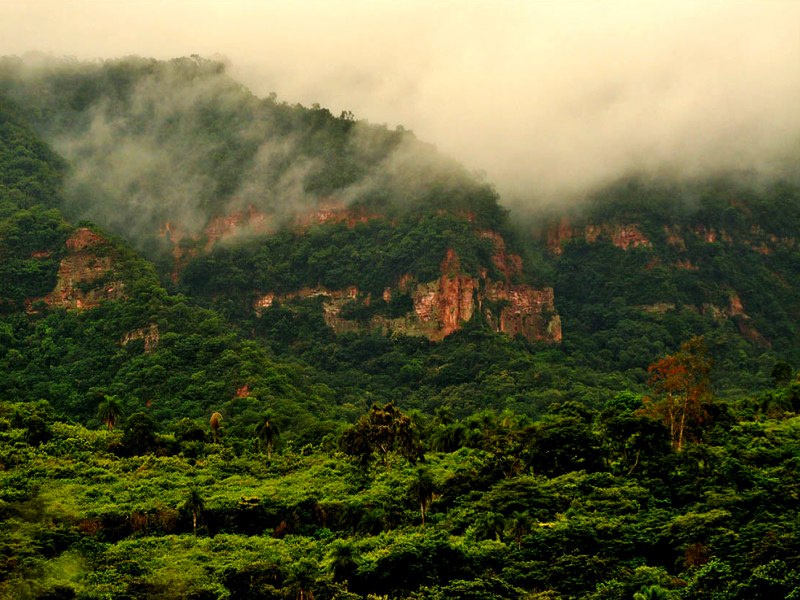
[542,217,795,257]
[33,228,125,310]
[255,236,561,343]
[544,219,652,254]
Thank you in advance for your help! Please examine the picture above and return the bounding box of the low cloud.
[1,1,799,209]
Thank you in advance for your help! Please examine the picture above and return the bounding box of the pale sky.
[2,1,799,203]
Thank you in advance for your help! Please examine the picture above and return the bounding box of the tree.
[326,540,360,584]
[209,411,223,443]
[255,414,279,458]
[340,403,423,467]
[771,361,793,387]
[122,411,158,455]
[285,558,319,600]
[633,584,673,600]
[183,488,205,535]
[97,394,123,431]
[506,511,530,548]
[473,512,506,541]
[641,336,712,451]
[173,417,206,443]
[409,467,435,527]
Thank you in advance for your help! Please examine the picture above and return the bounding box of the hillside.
[0,89,345,438]
[1,56,800,599]
[534,175,800,382]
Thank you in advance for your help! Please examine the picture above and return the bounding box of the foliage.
[340,402,423,467]
[1,54,800,600]
[641,336,713,451]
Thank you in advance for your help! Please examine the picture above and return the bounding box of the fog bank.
[1,1,799,206]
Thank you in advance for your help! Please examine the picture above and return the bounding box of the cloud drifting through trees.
[1,1,799,206]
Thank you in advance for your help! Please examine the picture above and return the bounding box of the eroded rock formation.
[39,228,125,310]
[545,219,651,254]
[121,324,160,353]
[254,238,561,343]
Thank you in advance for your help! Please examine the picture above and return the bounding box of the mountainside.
[0,92,345,436]
[526,176,800,382]
[2,56,800,394]
[2,55,800,600]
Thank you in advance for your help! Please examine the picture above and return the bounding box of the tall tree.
[340,402,423,467]
[121,411,158,455]
[183,488,205,535]
[96,394,123,431]
[255,414,279,458]
[409,467,435,527]
[642,336,712,451]
[326,540,359,584]
[209,411,223,444]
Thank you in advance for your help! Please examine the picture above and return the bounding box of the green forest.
[1,56,799,599]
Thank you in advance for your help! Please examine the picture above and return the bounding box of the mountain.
[3,56,800,403]
[0,94,344,437]
[2,55,800,600]
[530,175,800,383]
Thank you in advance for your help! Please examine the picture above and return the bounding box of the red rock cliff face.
[39,228,125,310]
[161,205,273,282]
[544,219,651,254]
[403,250,479,340]
[293,200,380,229]
[204,205,271,249]
[484,283,562,342]
[254,233,561,343]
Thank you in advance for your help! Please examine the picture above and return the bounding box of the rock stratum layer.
[255,245,561,343]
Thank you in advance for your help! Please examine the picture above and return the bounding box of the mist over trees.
[0,55,799,598]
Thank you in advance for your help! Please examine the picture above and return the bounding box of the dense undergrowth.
[1,393,799,599]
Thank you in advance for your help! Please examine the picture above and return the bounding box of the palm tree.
[473,512,506,541]
[97,395,123,431]
[326,540,359,584]
[183,488,205,535]
[285,558,318,600]
[209,412,223,443]
[506,511,530,548]
[409,467,435,527]
[256,414,279,458]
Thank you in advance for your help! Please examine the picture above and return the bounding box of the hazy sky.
[2,1,799,203]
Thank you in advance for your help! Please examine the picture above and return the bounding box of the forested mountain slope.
[0,85,344,439]
[4,56,800,397]
[533,175,800,382]
[1,55,800,600]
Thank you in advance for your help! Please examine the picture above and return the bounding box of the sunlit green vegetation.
[2,393,799,599]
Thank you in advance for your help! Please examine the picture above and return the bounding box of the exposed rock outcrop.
[293,200,379,229]
[544,219,651,254]
[699,292,770,348]
[254,243,561,343]
[204,205,271,249]
[39,228,125,310]
[121,324,160,353]
[160,204,273,282]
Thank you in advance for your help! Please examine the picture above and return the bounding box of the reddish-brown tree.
[642,336,712,451]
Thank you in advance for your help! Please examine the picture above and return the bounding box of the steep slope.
[0,99,344,437]
[183,209,560,343]
[530,175,800,378]
[0,56,500,255]
[3,55,800,398]
[0,56,561,343]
